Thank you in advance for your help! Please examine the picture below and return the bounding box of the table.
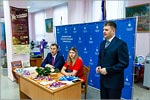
[18,73,81,100]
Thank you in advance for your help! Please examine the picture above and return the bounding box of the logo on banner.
[73,27,77,33]
[89,57,94,66]
[89,36,94,44]
[78,36,82,43]
[95,25,100,33]
[83,26,87,33]
[124,76,131,86]
[126,22,134,31]
[83,47,88,54]
[118,35,122,39]
[95,47,99,56]
[57,28,60,34]
[65,46,69,52]
[64,27,68,33]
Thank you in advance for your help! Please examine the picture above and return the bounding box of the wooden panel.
[20,77,38,99]
[30,58,43,67]
[20,91,30,99]
[19,73,81,100]
[53,82,81,100]
[66,82,81,100]
[37,86,54,100]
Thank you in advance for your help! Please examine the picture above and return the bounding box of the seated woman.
[61,47,85,83]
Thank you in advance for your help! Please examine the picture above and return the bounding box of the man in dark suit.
[96,21,129,99]
[41,43,65,70]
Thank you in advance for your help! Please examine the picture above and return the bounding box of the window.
[106,0,125,20]
[92,0,102,22]
[53,4,68,26]
[92,0,125,21]
[34,11,46,41]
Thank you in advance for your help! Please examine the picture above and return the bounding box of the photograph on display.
[45,18,53,33]
[126,3,150,32]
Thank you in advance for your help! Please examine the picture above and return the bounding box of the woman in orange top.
[61,47,85,83]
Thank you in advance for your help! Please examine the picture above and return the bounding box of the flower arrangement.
[35,67,60,76]
[36,67,51,76]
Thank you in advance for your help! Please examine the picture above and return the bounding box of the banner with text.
[56,18,136,99]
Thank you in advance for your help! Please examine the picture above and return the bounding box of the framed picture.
[126,3,150,32]
[45,18,53,33]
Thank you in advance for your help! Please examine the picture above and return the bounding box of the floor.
[1,69,150,100]
[0,51,150,100]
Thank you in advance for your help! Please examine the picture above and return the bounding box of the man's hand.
[96,66,107,75]
[96,66,101,73]
[65,73,72,76]
[100,68,107,75]
[45,64,54,69]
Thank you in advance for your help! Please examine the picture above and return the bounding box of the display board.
[10,6,30,54]
[56,18,136,99]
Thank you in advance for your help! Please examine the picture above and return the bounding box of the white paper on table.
[60,81,74,85]
[40,80,55,85]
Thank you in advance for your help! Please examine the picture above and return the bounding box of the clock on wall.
[137,56,145,64]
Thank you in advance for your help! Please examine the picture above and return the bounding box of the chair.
[11,61,22,83]
[82,65,90,99]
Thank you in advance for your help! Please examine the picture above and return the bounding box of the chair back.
[82,65,90,99]
[11,60,22,68]
[83,65,90,85]
[11,61,22,83]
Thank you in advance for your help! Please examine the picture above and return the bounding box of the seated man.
[41,43,65,70]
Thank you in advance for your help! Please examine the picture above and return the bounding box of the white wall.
[3,1,30,81]
[125,0,149,6]
[29,0,93,45]
[28,0,150,59]
[106,0,125,20]
[68,0,92,24]
[45,8,56,45]
[135,33,150,57]
[68,0,85,24]
[28,13,35,41]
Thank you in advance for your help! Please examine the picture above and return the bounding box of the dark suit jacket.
[97,36,129,89]
[41,51,65,70]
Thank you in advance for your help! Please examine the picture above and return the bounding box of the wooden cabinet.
[30,58,43,67]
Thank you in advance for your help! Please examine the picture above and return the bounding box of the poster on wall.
[10,6,30,54]
[45,18,53,33]
[126,3,150,32]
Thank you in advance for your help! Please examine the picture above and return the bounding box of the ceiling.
[0,0,68,18]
